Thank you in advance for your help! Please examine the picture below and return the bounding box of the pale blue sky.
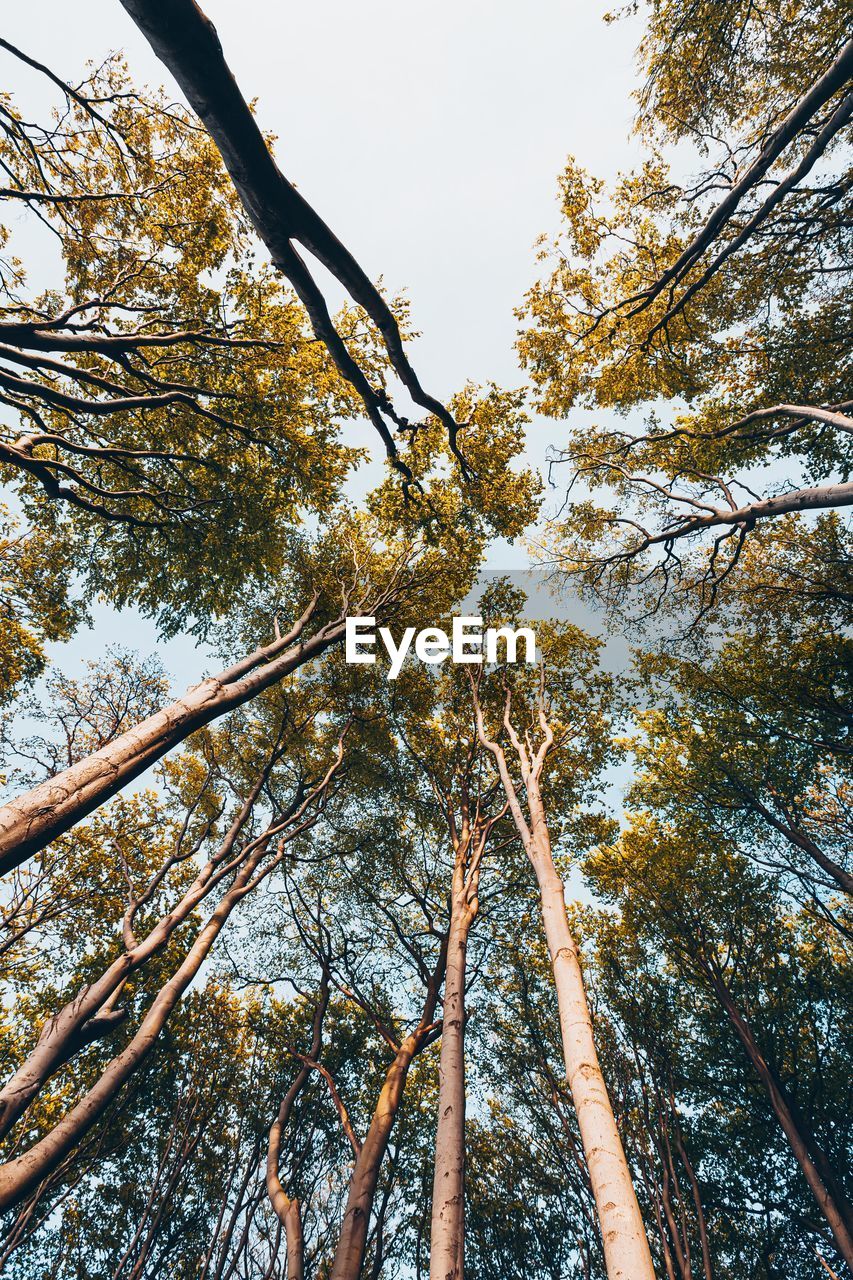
[2,1,647,687]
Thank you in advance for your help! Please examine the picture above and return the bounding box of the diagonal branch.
[627,36,853,318]
[116,0,469,478]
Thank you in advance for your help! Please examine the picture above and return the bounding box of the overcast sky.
[3,1,647,682]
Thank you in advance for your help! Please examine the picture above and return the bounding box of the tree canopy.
[0,4,850,1280]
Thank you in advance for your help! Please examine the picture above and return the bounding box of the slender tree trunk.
[635,1084,675,1280]
[535,864,657,1280]
[330,938,446,1280]
[126,1126,202,1280]
[0,599,341,871]
[656,1110,692,1280]
[0,825,289,1211]
[430,858,475,1280]
[707,968,853,1268]
[329,1033,421,1280]
[266,979,330,1280]
[645,1172,676,1280]
[367,1146,397,1280]
[673,1120,714,1280]
[267,1087,308,1280]
[658,1160,690,1280]
[526,791,656,1280]
[475,694,656,1280]
[202,1134,264,1280]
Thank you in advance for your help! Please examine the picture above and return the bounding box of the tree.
[115,0,469,482]
[626,518,852,913]
[520,9,852,610]
[2,4,851,1277]
[0,506,81,705]
[0,45,372,635]
[384,630,516,1280]
[587,813,853,1272]
[0,688,351,1210]
[471,608,657,1280]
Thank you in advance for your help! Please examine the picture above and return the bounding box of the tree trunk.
[430,860,475,1280]
[526,784,656,1280]
[329,1033,421,1280]
[330,937,446,1280]
[475,695,656,1280]
[266,979,330,1280]
[673,1122,714,1280]
[0,776,268,1141]
[0,828,284,1211]
[708,968,853,1269]
[267,1080,308,1280]
[0,601,341,871]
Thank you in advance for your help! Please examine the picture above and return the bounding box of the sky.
[2,0,648,689]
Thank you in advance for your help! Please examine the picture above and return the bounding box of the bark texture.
[429,844,479,1280]
[475,685,657,1280]
[0,598,339,870]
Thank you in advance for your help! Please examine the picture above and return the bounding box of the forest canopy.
[0,3,850,1280]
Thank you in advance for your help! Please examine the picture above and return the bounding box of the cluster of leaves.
[0,4,850,1279]
[519,4,851,612]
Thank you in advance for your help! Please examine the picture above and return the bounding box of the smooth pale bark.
[329,944,446,1280]
[266,983,329,1280]
[0,774,270,1140]
[475,696,656,1280]
[281,1202,305,1280]
[0,598,341,871]
[707,967,853,1269]
[429,854,477,1280]
[616,480,853,558]
[529,812,656,1280]
[0,783,329,1212]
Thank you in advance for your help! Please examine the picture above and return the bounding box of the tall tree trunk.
[430,856,476,1280]
[528,815,657,1280]
[475,692,656,1280]
[329,1033,421,1280]
[330,941,446,1280]
[0,820,298,1210]
[0,598,341,871]
[266,979,330,1280]
[707,966,853,1268]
